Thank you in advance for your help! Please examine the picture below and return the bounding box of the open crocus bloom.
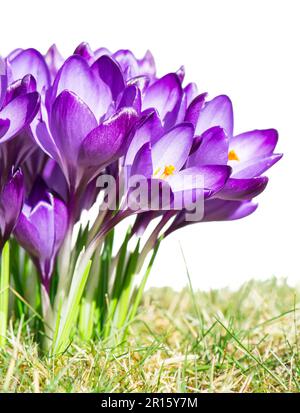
[186,95,282,202]
[126,122,231,211]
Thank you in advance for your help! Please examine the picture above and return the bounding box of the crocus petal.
[113,49,139,79]
[229,129,278,162]
[29,199,56,258]
[127,75,150,95]
[50,90,97,168]
[187,126,229,167]
[6,49,23,61]
[176,93,187,124]
[130,142,153,178]
[93,47,111,60]
[152,123,194,173]
[53,196,68,251]
[203,199,258,221]
[0,57,7,109]
[165,198,257,235]
[176,66,185,83]
[142,73,182,126]
[118,85,141,113]
[0,128,36,174]
[196,95,233,136]
[127,177,173,212]
[45,44,64,80]
[0,92,40,142]
[138,50,156,79]
[168,165,231,194]
[124,109,163,166]
[0,118,10,139]
[79,107,138,167]
[4,74,37,104]
[184,83,198,106]
[74,42,95,64]
[92,55,125,102]
[232,154,283,178]
[14,190,68,288]
[34,117,61,161]
[42,159,68,202]
[9,48,50,92]
[13,211,43,257]
[0,169,24,248]
[184,93,206,126]
[51,55,111,119]
[217,177,268,200]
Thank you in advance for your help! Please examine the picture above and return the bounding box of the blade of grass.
[0,241,10,349]
[215,317,288,390]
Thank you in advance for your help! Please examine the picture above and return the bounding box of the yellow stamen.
[228,149,239,161]
[153,165,176,179]
[162,165,175,177]
[153,167,161,176]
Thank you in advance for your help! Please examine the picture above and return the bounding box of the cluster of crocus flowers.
[0,44,282,352]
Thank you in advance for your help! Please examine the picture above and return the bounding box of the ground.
[0,278,299,393]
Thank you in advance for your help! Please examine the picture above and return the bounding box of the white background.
[1,0,299,290]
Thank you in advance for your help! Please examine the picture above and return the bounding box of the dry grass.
[0,278,300,392]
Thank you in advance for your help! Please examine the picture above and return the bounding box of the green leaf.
[128,238,161,324]
[52,256,92,355]
[115,239,140,329]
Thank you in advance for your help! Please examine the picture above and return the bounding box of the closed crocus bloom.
[142,73,183,130]
[8,48,51,93]
[0,71,40,145]
[0,169,24,250]
[14,186,68,292]
[0,70,40,197]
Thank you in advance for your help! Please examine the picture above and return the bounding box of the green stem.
[0,241,10,349]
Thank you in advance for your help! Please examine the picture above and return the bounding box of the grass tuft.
[0,278,299,393]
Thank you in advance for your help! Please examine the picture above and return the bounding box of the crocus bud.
[14,186,68,292]
[0,169,24,250]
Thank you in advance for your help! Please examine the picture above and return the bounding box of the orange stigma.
[228,149,239,161]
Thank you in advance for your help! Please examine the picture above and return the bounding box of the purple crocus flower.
[165,199,258,236]
[29,54,138,204]
[8,48,51,93]
[1,56,40,183]
[186,95,282,201]
[74,42,156,82]
[14,184,68,292]
[0,57,40,145]
[0,168,24,250]
[126,122,231,211]
[0,56,39,250]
